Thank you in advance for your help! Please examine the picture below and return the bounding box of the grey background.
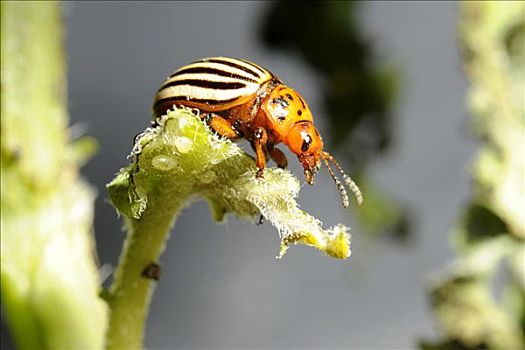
[64,2,473,349]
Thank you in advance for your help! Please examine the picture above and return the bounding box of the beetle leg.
[253,127,268,178]
[206,113,242,139]
[268,147,288,169]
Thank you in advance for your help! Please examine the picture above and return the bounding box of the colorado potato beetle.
[153,57,362,207]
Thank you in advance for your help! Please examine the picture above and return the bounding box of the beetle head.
[286,121,363,208]
[265,85,363,208]
[286,121,324,185]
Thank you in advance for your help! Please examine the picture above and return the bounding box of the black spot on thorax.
[272,96,289,108]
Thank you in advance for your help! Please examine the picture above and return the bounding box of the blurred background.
[66,2,470,349]
[4,1,523,349]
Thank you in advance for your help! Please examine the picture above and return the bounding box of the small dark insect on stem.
[142,262,161,281]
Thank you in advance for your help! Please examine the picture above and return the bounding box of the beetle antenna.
[322,152,363,205]
[322,157,350,208]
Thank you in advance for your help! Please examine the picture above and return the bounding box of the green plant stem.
[105,109,353,349]
[106,202,185,348]
[106,160,193,348]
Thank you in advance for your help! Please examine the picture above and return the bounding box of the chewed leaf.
[108,107,352,259]
[279,225,351,259]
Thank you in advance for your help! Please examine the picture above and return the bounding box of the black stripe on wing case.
[204,58,263,79]
[161,79,247,90]
[170,67,258,83]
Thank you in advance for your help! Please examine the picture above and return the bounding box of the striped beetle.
[153,57,362,207]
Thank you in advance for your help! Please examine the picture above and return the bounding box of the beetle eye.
[301,134,312,152]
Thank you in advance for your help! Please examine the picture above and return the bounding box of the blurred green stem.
[421,2,525,349]
[1,2,107,349]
